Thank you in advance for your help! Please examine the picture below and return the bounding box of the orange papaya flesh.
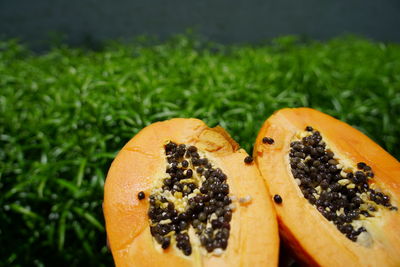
[104,118,279,267]
[254,108,400,267]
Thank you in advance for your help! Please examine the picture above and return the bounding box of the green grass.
[1,34,400,266]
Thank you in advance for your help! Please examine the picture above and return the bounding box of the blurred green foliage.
[0,35,399,266]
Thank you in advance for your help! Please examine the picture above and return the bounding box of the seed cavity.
[289,126,397,244]
[148,141,233,256]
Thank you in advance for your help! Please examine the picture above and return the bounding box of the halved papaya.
[104,118,279,267]
[254,108,400,266]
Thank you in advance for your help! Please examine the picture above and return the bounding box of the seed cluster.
[290,126,397,242]
[148,142,233,256]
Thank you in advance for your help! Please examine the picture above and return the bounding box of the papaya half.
[104,118,279,267]
[254,108,400,266]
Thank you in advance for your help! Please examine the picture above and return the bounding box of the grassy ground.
[1,35,399,266]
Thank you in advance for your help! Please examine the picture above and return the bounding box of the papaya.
[254,108,400,266]
[104,118,279,267]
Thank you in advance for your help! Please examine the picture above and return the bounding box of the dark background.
[1,0,400,49]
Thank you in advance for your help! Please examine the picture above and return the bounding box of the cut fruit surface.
[104,118,279,267]
[254,108,400,267]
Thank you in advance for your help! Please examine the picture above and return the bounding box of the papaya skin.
[254,108,400,267]
[104,118,279,267]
